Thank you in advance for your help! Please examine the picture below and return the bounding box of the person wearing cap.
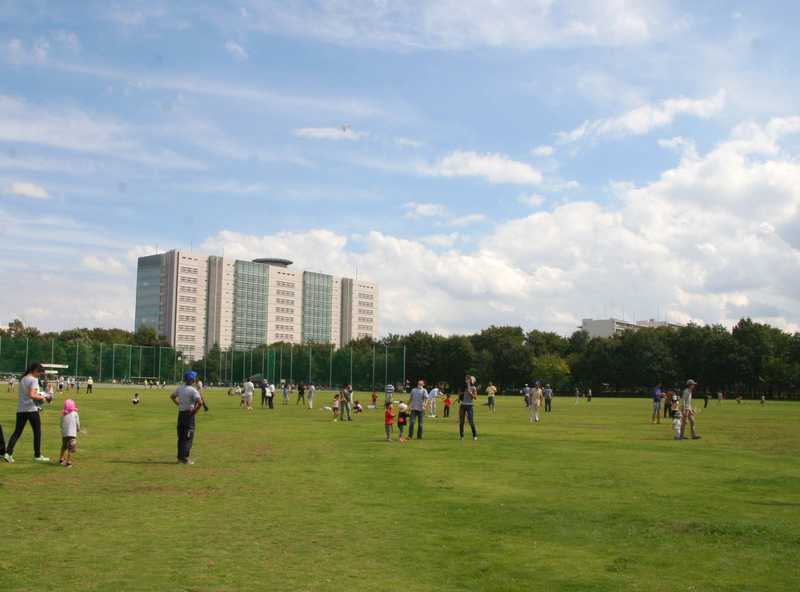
[170,371,204,464]
[679,380,701,440]
[529,383,544,423]
[397,402,409,441]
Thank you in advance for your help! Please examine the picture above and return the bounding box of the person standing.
[717,391,724,406]
[260,381,269,408]
[339,384,353,421]
[651,382,663,424]
[543,384,553,413]
[679,380,701,440]
[307,383,316,410]
[523,384,531,407]
[384,403,395,442]
[704,393,710,409]
[529,383,544,423]
[384,383,395,406]
[443,393,453,418]
[170,371,204,464]
[3,362,51,463]
[282,383,289,405]
[242,379,254,411]
[427,384,440,418]
[486,382,497,414]
[574,387,581,405]
[86,376,93,394]
[297,383,306,406]
[586,388,592,403]
[407,380,429,439]
[459,376,478,440]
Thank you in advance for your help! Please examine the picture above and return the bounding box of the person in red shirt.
[384,403,395,442]
[443,393,453,418]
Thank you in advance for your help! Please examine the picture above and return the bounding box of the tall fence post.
[289,344,293,384]
[349,345,353,387]
[99,343,103,382]
[402,345,406,388]
[75,340,79,380]
[51,339,55,364]
[112,344,116,383]
[308,345,312,385]
[24,336,29,371]
[384,343,388,386]
[328,344,333,389]
[371,344,376,392]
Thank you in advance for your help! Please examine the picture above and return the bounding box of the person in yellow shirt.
[485,382,497,414]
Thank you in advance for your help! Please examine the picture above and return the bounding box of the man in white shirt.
[307,383,316,409]
[242,379,254,410]
[428,384,440,418]
[680,379,701,440]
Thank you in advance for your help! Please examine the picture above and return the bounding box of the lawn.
[1,387,798,592]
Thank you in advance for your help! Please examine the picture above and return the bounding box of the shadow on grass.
[108,460,179,465]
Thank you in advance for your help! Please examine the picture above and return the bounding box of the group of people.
[650,380,701,440]
[1,363,82,467]
[521,383,554,422]
[230,380,319,411]
[382,376,479,442]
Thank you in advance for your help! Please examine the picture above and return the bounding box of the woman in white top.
[3,362,51,463]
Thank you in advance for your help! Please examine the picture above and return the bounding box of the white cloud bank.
[241,0,680,50]
[422,151,542,185]
[4,181,49,199]
[293,126,366,141]
[558,91,726,143]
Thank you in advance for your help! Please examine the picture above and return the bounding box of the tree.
[532,354,571,391]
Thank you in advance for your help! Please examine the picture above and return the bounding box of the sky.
[1,0,800,337]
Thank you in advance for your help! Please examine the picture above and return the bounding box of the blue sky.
[2,1,800,336]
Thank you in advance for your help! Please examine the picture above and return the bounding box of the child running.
[443,393,453,418]
[59,399,80,468]
[332,393,341,421]
[384,403,395,442]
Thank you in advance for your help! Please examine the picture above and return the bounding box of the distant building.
[134,250,379,359]
[580,317,684,339]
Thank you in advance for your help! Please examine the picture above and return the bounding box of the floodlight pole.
[328,344,333,389]
[158,347,162,383]
[128,345,132,381]
[349,345,353,387]
[279,347,283,382]
[112,344,116,382]
[289,344,293,383]
[75,341,79,380]
[402,345,406,387]
[99,343,103,382]
[308,345,312,385]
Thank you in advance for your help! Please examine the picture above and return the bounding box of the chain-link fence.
[0,336,405,390]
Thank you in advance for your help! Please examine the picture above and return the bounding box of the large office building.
[580,317,685,339]
[134,250,379,358]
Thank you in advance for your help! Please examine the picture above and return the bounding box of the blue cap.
[184,370,198,382]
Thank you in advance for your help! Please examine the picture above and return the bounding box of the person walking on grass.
[384,383,395,406]
[523,384,531,407]
[543,384,553,413]
[575,387,581,405]
[3,362,51,464]
[529,383,544,423]
[297,383,306,406]
[704,393,710,409]
[459,375,478,441]
[384,402,395,442]
[717,391,723,406]
[428,384,440,418]
[307,383,316,409]
[651,382,663,424]
[486,382,497,414]
[679,380,701,441]
[282,383,289,405]
[407,380,429,440]
[171,371,204,465]
[59,398,80,468]
[340,384,353,422]
[242,379,254,411]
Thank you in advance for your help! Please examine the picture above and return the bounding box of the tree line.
[2,318,799,397]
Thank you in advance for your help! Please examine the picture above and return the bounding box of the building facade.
[134,250,378,358]
[580,317,685,339]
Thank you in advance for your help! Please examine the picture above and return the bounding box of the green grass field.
[1,387,798,592]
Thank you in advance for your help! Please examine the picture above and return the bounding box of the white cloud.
[224,40,248,61]
[449,213,487,227]
[395,137,422,148]
[519,193,546,207]
[423,150,543,185]
[241,0,680,50]
[0,95,203,169]
[4,31,80,65]
[557,90,726,143]
[293,126,366,141]
[531,145,555,157]
[4,181,49,199]
[404,202,447,218]
[81,255,127,275]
